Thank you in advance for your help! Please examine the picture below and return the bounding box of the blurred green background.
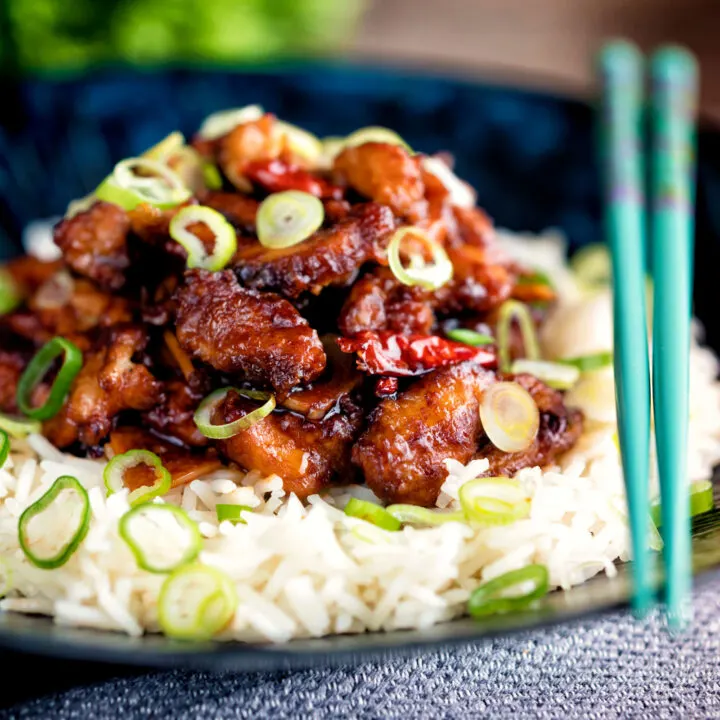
[2,0,366,73]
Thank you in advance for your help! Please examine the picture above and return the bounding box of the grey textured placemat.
[5,576,720,720]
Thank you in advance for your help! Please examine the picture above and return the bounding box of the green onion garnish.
[202,162,223,191]
[0,269,21,315]
[277,121,324,165]
[385,504,465,527]
[158,563,238,640]
[256,190,324,250]
[570,243,611,289]
[343,126,411,152]
[104,450,172,507]
[18,475,90,569]
[387,226,454,291]
[479,382,540,454]
[169,205,238,271]
[651,480,714,528]
[496,299,540,373]
[197,104,264,141]
[194,388,275,440]
[16,337,83,421]
[119,504,201,574]
[216,504,253,524]
[559,351,613,372]
[445,328,494,347]
[516,270,553,288]
[344,498,401,532]
[468,564,549,618]
[510,359,580,390]
[142,131,185,162]
[459,477,531,525]
[0,430,9,468]
[0,414,42,439]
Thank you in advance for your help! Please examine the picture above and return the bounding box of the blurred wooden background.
[352,0,720,119]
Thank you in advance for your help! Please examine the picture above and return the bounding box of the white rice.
[1,230,719,643]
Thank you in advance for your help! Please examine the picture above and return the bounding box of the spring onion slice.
[344,498,401,532]
[421,156,475,208]
[445,328,494,346]
[169,205,237,271]
[18,475,90,569]
[277,121,323,164]
[0,430,8,468]
[468,564,549,618]
[459,477,531,525]
[256,190,324,249]
[510,359,580,390]
[16,337,83,421]
[651,480,714,528]
[387,227,453,291]
[559,351,613,373]
[202,162,223,190]
[385,505,465,527]
[516,269,553,289]
[216,504,253,524]
[480,381,540,454]
[143,131,185,162]
[0,269,21,315]
[158,562,238,640]
[496,300,540,372]
[119,504,202,574]
[198,104,264,141]
[570,243,611,289]
[104,450,172,507]
[344,126,411,152]
[194,388,275,440]
[0,414,41,439]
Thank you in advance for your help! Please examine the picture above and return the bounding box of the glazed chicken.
[0,110,582,506]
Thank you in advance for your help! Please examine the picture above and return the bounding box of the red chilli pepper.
[244,159,343,200]
[337,331,496,377]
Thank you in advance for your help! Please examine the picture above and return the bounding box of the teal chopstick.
[649,47,698,629]
[598,41,654,615]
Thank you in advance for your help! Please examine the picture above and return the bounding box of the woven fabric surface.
[4,575,720,719]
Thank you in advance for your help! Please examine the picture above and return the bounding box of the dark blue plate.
[1,62,720,671]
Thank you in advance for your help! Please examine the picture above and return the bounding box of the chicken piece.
[5,257,63,298]
[218,392,363,499]
[333,142,427,222]
[338,267,435,336]
[353,363,495,506]
[53,201,130,290]
[175,269,326,393]
[49,326,163,447]
[198,191,259,233]
[233,202,395,297]
[0,345,27,413]
[478,373,583,476]
[144,380,208,447]
[108,427,222,488]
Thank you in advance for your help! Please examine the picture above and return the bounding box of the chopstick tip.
[598,39,643,77]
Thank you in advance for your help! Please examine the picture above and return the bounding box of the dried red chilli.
[244,159,343,199]
[374,377,399,397]
[337,331,496,377]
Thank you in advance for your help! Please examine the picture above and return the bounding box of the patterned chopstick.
[598,41,654,615]
[649,47,699,628]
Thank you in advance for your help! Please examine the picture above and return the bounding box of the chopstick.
[598,41,653,615]
[599,41,699,627]
[649,47,698,628]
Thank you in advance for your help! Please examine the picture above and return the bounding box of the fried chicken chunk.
[353,363,495,506]
[218,391,363,499]
[175,269,326,392]
[53,201,130,290]
[233,203,395,297]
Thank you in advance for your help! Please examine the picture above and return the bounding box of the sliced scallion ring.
[344,126,411,152]
[0,430,9,467]
[651,480,714,528]
[104,450,172,507]
[559,351,613,373]
[387,226,453,291]
[468,564,549,618]
[194,388,275,440]
[277,121,323,164]
[510,359,580,390]
[421,156,475,208]
[216,504,253,524]
[570,243,611,289]
[344,498,401,532]
[0,268,21,315]
[385,505,465,527]
[119,504,202,574]
[445,328,494,346]
[0,414,42,439]
[158,562,238,640]
[202,162,223,190]
[197,104,264,141]
[169,205,237,271]
[459,477,531,525]
[18,475,90,569]
[142,131,186,162]
[16,337,83,421]
[496,299,540,372]
[256,190,324,249]
[480,381,540,453]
